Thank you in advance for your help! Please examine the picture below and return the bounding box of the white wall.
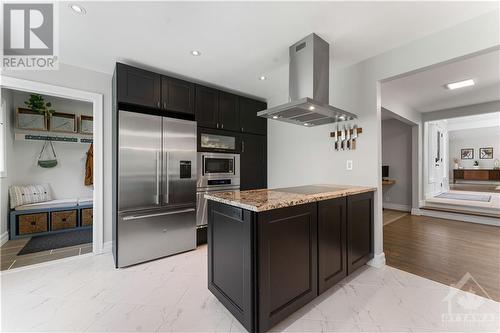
[267,10,499,263]
[1,89,14,238]
[449,126,500,174]
[381,119,412,210]
[2,63,113,242]
[7,90,93,200]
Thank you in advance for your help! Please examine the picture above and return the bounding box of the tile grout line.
[8,260,16,270]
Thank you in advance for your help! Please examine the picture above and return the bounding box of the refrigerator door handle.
[164,151,169,204]
[156,151,161,205]
[122,208,195,221]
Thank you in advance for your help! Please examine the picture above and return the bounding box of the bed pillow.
[9,184,51,209]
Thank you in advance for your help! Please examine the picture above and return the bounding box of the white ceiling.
[59,1,499,101]
[382,49,500,112]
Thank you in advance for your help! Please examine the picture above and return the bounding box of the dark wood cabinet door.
[347,192,374,274]
[117,63,161,108]
[195,85,219,128]
[240,133,267,190]
[490,170,500,181]
[161,77,195,115]
[239,97,267,135]
[218,92,239,131]
[258,203,317,332]
[207,201,254,332]
[318,197,347,294]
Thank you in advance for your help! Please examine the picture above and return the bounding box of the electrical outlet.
[346,160,353,170]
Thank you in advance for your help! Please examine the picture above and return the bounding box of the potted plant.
[24,94,55,118]
[453,158,459,169]
[473,160,479,169]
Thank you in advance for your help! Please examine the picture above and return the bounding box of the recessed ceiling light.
[445,79,475,90]
[304,123,310,126]
[272,115,279,119]
[308,105,315,111]
[338,115,346,121]
[69,4,86,14]
[190,50,201,56]
[259,76,267,81]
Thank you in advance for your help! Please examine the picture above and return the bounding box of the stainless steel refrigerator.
[116,110,197,267]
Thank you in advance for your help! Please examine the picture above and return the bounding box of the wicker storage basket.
[51,210,77,230]
[18,213,48,235]
[81,208,93,227]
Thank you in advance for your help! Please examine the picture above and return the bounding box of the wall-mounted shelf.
[330,127,363,137]
[15,132,93,144]
[382,179,396,186]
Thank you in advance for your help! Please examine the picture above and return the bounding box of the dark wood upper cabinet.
[258,203,318,332]
[240,133,267,190]
[161,77,195,115]
[117,63,161,108]
[347,192,374,274]
[218,92,239,131]
[239,97,267,135]
[195,85,219,128]
[318,197,347,294]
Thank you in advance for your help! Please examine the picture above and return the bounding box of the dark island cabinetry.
[318,197,347,293]
[207,191,374,332]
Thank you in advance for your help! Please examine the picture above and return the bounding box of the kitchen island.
[205,185,376,332]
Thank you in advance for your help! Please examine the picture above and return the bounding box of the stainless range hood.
[258,33,357,126]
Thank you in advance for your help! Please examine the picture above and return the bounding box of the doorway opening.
[1,77,103,271]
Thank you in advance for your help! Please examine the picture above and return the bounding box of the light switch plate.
[346,160,353,170]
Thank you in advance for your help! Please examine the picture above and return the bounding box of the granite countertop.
[204,184,377,212]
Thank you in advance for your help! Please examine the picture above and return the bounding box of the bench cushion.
[15,199,78,211]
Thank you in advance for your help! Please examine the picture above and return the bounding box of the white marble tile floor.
[1,245,499,332]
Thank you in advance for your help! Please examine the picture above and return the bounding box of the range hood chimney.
[258,33,357,126]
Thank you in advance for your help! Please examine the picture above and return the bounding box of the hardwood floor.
[384,214,500,302]
[383,209,409,225]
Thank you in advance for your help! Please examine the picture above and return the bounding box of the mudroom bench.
[9,201,93,240]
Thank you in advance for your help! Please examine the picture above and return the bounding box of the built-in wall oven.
[196,152,240,227]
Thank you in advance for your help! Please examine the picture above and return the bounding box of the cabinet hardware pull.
[157,101,160,108]
[216,123,219,129]
[221,123,224,129]
[163,102,167,109]
[242,141,245,153]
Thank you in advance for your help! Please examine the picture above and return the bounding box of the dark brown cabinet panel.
[239,97,267,135]
[258,203,317,332]
[318,197,347,294]
[161,77,195,115]
[347,192,374,274]
[117,63,161,108]
[218,92,240,131]
[207,201,254,331]
[196,85,219,128]
[240,133,267,190]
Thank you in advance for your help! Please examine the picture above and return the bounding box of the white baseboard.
[420,209,500,227]
[367,252,386,268]
[411,208,422,216]
[383,203,411,212]
[102,241,113,254]
[1,231,8,247]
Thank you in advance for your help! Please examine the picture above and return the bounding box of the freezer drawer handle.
[122,208,195,221]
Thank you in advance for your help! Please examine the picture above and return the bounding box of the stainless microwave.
[196,152,240,189]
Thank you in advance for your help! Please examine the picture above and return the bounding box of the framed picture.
[16,108,47,131]
[479,147,493,159]
[461,148,474,160]
[49,112,77,133]
[79,115,93,135]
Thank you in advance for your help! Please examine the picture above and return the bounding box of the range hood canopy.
[258,33,357,126]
